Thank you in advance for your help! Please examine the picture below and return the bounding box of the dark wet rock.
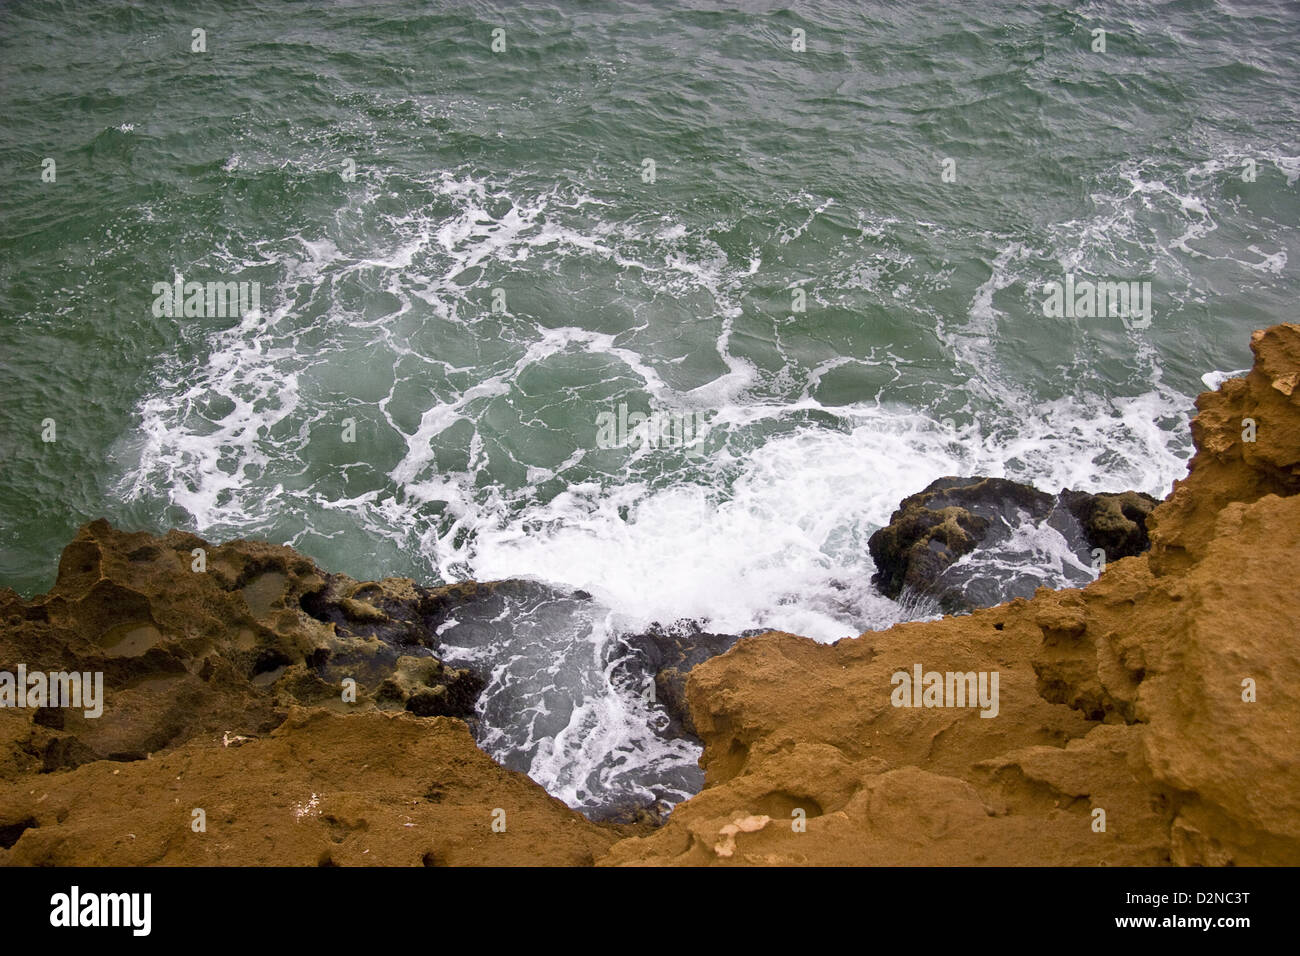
[435,586,732,822]
[1058,489,1160,562]
[869,477,1162,613]
[868,477,1055,609]
[422,578,600,770]
[592,793,675,828]
[375,655,484,719]
[571,619,753,824]
[618,620,752,739]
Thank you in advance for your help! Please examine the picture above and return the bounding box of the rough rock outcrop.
[867,475,1094,611]
[0,707,615,866]
[617,621,748,738]
[0,524,626,864]
[868,478,1161,612]
[601,324,1300,866]
[1057,488,1159,561]
[868,476,1053,605]
[0,520,495,778]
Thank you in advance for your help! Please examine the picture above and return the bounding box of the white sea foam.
[1201,368,1250,391]
[115,165,1200,813]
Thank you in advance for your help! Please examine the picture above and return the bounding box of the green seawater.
[1,0,1296,810]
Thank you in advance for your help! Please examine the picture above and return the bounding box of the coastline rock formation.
[867,477,1159,612]
[603,324,1300,866]
[1,707,616,866]
[0,520,493,778]
[617,621,749,739]
[867,476,1055,609]
[0,523,622,864]
[1057,488,1159,560]
[2,323,1298,866]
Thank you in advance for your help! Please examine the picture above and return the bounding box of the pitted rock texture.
[868,477,1160,612]
[867,476,1053,605]
[1057,489,1160,562]
[0,519,491,777]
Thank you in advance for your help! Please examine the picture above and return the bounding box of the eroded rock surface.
[0,525,625,864]
[616,621,749,739]
[867,476,1054,607]
[1057,489,1159,562]
[0,520,497,778]
[0,708,615,866]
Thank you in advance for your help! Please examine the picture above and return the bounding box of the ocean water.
[1,0,1296,814]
